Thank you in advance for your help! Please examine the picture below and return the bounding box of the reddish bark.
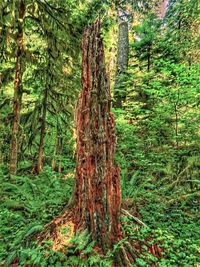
[35,19,161,267]
[74,20,122,250]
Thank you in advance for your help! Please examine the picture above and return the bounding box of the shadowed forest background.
[0,0,200,266]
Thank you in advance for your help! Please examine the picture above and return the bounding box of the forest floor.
[0,169,199,266]
[0,112,199,266]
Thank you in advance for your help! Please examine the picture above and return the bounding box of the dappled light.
[0,0,199,266]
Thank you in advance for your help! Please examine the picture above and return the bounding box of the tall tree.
[37,52,50,173]
[114,6,129,108]
[10,0,26,174]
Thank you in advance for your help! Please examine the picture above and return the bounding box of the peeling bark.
[74,20,122,251]
[33,20,159,267]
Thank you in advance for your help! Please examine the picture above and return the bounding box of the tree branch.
[122,209,148,227]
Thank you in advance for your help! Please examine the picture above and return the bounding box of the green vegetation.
[0,0,199,266]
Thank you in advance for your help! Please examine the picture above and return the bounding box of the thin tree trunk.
[58,137,62,174]
[147,45,151,72]
[0,73,3,96]
[37,51,52,173]
[10,0,25,175]
[74,19,122,252]
[51,135,58,171]
[158,0,168,19]
[37,85,48,173]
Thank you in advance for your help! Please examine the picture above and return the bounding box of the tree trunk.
[114,20,129,108]
[37,85,48,173]
[51,136,58,171]
[58,136,62,174]
[10,0,25,175]
[117,21,129,72]
[147,45,151,72]
[37,51,52,173]
[74,20,122,251]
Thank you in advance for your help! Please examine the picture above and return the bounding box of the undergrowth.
[0,167,74,265]
[0,110,199,266]
[115,109,200,267]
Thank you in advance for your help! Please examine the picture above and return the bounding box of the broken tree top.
[74,19,122,249]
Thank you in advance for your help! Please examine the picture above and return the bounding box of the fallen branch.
[122,209,148,227]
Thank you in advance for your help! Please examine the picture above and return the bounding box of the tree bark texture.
[74,20,122,251]
[117,21,129,73]
[10,0,25,175]
[114,21,129,108]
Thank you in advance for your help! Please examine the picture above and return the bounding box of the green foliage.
[115,109,200,266]
[0,0,103,171]
[0,0,199,266]
[0,169,73,263]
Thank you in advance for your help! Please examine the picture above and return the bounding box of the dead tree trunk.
[74,20,128,259]
[34,20,138,267]
[10,0,25,175]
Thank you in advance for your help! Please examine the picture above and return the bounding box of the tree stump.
[74,19,122,248]
[73,20,135,265]
[35,19,137,267]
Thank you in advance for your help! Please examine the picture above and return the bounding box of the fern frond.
[24,225,43,238]
[5,251,17,267]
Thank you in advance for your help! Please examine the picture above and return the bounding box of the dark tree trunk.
[58,136,62,174]
[147,45,151,72]
[51,136,58,171]
[10,0,25,175]
[37,85,48,173]
[37,52,51,173]
[74,20,122,251]
[114,20,129,108]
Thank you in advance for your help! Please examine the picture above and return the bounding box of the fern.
[1,182,21,193]
[24,225,43,238]
[3,199,25,211]
[4,251,17,267]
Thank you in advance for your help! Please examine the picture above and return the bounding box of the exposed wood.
[122,209,148,227]
[74,19,123,251]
